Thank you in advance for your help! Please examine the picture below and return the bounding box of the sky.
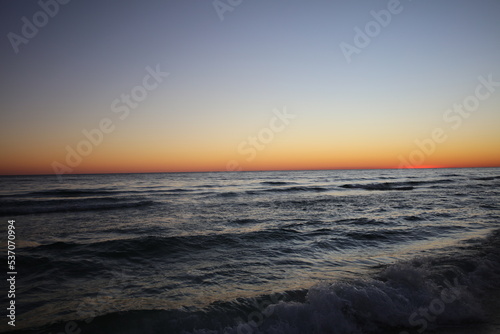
[1,0,499,175]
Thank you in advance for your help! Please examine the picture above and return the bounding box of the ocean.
[1,167,499,334]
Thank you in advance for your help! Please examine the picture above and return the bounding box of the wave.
[18,254,110,280]
[22,220,461,266]
[164,188,194,193]
[0,187,197,200]
[24,228,310,263]
[215,191,240,198]
[249,186,330,194]
[260,181,296,186]
[472,176,500,181]
[404,215,424,221]
[229,218,260,225]
[0,188,120,199]
[21,229,500,334]
[268,186,329,192]
[0,197,154,216]
[341,183,414,191]
[29,188,119,197]
[27,234,238,258]
[340,179,455,191]
[344,229,412,241]
[337,218,394,226]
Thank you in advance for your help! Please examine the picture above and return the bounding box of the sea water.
[0,168,499,333]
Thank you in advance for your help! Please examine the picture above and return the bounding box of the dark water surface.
[1,168,499,333]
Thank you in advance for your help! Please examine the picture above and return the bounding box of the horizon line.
[1,165,499,177]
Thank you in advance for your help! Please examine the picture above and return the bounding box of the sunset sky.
[1,0,499,175]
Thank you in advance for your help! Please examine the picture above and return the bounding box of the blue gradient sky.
[1,0,499,174]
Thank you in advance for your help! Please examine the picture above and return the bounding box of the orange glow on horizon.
[1,135,499,176]
[1,159,498,176]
